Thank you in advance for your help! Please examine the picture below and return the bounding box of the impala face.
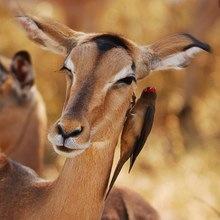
[17,15,211,158]
[48,38,137,157]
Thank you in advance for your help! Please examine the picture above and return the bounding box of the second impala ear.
[136,33,211,80]
[11,51,34,87]
[16,15,85,56]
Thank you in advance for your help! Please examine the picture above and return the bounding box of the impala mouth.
[54,142,90,151]
[48,133,90,158]
[54,142,90,157]
[57,145,74,153]
[54,144,86,158]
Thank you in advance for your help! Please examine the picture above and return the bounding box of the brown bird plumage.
[106,87,157,199]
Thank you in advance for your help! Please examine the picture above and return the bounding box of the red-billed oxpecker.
[106,87,156,198]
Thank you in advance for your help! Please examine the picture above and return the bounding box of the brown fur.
[102,187,160,220]
[0,14,210,219]
[0,53,47,174]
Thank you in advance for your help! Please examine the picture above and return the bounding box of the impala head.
[16,15,210,158]
[0,51,35,106]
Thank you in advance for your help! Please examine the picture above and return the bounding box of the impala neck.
[50,139,118,219]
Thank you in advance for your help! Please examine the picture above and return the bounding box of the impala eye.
[60,65,72,73]
[117,76,136,85]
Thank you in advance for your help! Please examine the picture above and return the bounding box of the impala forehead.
[65,42,134,83]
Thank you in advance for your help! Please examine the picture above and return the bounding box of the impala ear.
[15,15,86,56]
[136,33,211,79]
[11,50,34,86]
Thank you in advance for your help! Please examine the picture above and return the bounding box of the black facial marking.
[92,34,129,52]
[182,33,211,52]
[65,75,95,117]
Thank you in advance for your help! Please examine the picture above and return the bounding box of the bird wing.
[129,105,155,172]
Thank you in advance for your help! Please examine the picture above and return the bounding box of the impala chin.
[48,134,90,158]
[54,147,86,158]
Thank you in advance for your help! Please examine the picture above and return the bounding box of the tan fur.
[0,44,140,220]
[0,139,121,219]
[0,15,210,219]
[0,55,47,175]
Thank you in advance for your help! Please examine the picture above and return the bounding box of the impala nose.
[57,123,83,138]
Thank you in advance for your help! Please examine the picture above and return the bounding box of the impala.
[0,14,210,219]
[0,51,47,174]
[102,186,160,220]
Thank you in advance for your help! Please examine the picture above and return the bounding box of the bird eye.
[116,76,136,85]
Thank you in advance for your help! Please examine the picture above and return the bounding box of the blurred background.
[0,0,220,219]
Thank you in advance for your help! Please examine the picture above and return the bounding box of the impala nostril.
[57,123,83,138]
[70,126,83,137]
[57,124,65,136]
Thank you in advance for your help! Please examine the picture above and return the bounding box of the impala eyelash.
[116,76,136,85]
[59,66,72,73]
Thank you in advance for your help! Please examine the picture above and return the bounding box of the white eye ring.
[113,65,134,83]
[64,57,75,73]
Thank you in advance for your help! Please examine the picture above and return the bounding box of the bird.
[105,86,157,199]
